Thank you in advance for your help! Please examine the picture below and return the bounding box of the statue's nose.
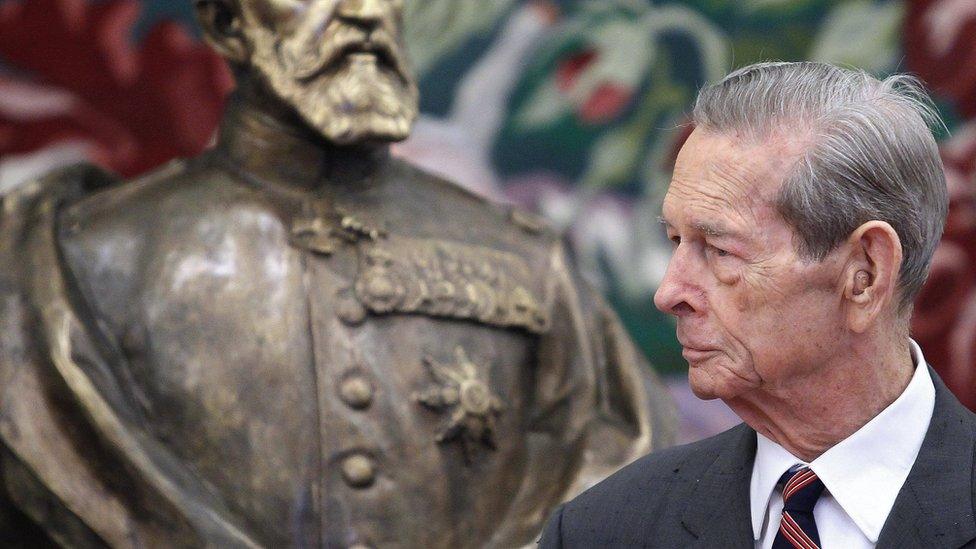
[336,0,385,23]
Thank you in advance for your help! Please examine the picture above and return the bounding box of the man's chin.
[688,381,722,401]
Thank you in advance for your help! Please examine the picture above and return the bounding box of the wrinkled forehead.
[671,130,784,197]
[663,129,799,226]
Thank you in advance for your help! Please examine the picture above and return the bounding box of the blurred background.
[1,0,975,442]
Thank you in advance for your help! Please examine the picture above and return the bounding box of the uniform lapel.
[877,367,976,549]
[680,423,757,547]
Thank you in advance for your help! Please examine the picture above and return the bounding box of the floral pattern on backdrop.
[2,0,976,439]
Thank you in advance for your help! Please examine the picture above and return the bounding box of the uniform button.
[340,376,374,409]
[341,454,376,488]
[336,292,367,326]
[365,274,396,299]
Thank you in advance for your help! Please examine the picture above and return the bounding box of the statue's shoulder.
[1,162,119,222]
[60,156,230,228]
[0,163,118,295]
[55,155,269,270]
[387,157,559,245]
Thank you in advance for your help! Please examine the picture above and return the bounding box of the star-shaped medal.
[413,346,505,462]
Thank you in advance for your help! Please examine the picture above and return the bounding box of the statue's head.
[195,0,419,145]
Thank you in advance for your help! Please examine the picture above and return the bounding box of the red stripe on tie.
[783,470,817,501]
[784,469,814,494]
[784,475,817,501]
[779,521,811,549]
[781,511,820,549]
[780,512,817,548]
[780,521,813,549]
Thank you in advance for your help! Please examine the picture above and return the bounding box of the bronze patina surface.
[0,0,675,547]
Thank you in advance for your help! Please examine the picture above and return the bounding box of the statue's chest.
[112,207,550,544]
[129,211,548,422]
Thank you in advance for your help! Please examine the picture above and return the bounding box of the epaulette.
[507,206,555,237]
[1,163,119,222]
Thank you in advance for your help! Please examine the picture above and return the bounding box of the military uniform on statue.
[0,0,674,547]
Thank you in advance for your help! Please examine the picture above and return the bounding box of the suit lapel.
[680,423,757,547]
[877,367,976,549]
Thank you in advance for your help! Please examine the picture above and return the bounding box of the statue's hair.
[693,61,948,311]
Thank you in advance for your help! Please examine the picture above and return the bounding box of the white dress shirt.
[751,340,935,548]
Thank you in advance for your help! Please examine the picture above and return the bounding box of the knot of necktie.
[780,466,826,513]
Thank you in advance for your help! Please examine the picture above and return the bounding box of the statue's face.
[239,0,419,144]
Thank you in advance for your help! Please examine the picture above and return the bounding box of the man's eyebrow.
[693,222,726,237]
[658,217,743,240]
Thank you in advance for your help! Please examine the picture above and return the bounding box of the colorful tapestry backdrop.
[2,0,976,436]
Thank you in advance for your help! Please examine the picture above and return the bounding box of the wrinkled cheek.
[725,345,762,387]
[733,290,753,315]
[688,355,762,400]
[712,315,764,384]
[733,271,777,311]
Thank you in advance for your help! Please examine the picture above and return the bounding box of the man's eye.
[669,235,681,246]
[707,244,729,257]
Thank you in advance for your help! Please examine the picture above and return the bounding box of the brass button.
[336,291,367,326]
[340,376,374,409]
[341,454,376,488]
[365,273,396,299]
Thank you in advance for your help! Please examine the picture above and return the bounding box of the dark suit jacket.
[540,368,976,548]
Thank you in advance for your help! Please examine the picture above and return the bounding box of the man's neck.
[216,79,391,194]
[726,331,915,462]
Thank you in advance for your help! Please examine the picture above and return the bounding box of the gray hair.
[692,61,948,311]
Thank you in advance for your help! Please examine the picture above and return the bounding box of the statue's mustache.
[287,24,412,85]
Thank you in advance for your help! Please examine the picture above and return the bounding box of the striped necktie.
[772,466,826,549]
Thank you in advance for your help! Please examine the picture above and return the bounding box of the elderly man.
[539,61,973,548]
[0,0,674,547]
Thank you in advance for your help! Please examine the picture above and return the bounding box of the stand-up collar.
[214,94,391,195]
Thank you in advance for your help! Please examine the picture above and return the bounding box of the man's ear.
[195,0,248,65]
[842,220,903,333]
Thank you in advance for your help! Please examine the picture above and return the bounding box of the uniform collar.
[750,339,935,542]
[215,93,391,195]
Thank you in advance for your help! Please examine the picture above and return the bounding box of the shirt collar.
[750,339,935,542]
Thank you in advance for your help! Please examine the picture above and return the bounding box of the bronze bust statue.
[0,0,674,547]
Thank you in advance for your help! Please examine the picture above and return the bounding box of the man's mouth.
[676,333,719,363]
[681,346,718,364]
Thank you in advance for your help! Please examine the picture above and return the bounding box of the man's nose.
[653,248,698,317]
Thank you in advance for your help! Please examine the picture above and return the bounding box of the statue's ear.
[195,0,248,65]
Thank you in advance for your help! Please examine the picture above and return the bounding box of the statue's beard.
[300,55,419,144]
[252,43,419,145]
